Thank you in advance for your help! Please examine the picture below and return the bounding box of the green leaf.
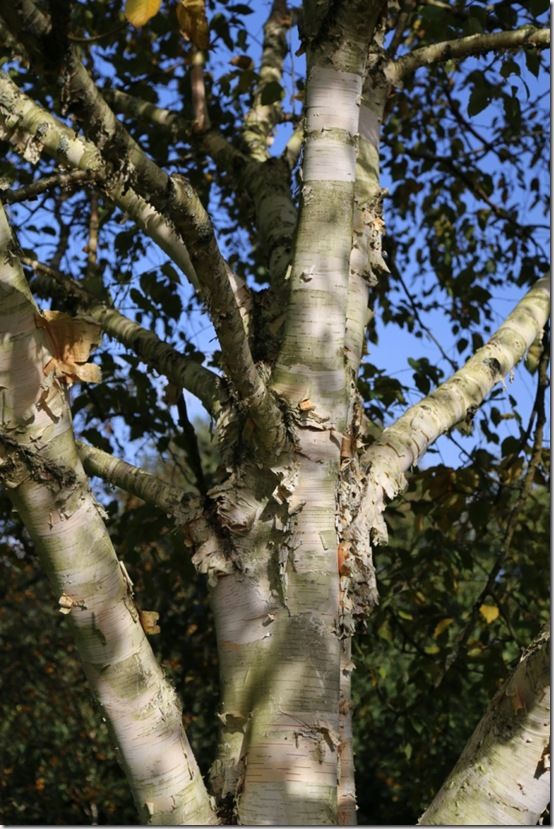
[528,0,549,14]
[500,58,520,79]
[524,48,541,78]
[260,81,284,106]
[228,3,255,13]
[467,85,492,117]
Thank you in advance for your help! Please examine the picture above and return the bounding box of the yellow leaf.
[424,644,440,655]
[479,604,499,624]
[433,617,454,638]
[176,0,209,50]
[125,0,162,27]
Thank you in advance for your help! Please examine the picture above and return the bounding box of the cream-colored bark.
[226,4,387,824]
[420,628,550,825]
[0,203,217,826]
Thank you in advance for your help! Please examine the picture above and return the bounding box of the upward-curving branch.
[343,275,550,611]
[385,24,550,84]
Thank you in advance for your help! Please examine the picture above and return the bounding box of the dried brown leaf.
[139,609,161,635]
[176,0,209,50]
[37,311,102,386]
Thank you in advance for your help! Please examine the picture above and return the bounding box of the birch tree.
[0,0,550,825]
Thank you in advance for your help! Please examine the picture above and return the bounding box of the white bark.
[0,202,217,826]
[420,628,550,825]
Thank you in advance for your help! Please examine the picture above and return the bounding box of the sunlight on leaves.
[124,0,162,27]
[479,604,500,624]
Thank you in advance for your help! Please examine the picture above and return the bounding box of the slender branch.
[1,4,270,410]
[21,254,224,414]
[85,190,99,285]
[0,71,197,281]
[385,239,458,372]
[406,146,528,230]
[78,439,233,581]
[386,25,550,84]
[68,22,125,44]
[387,0,418,61]
[283,121,303,170]
[106,87,297,288]
[190,49,210,133]
[76,440,199,525]
[103,87,246,178]
[1,169,90,203]
[344,276,550,614]
[176,394,207,495]
[242,0,292,161]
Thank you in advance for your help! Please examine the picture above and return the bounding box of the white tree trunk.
[0,202,216,825]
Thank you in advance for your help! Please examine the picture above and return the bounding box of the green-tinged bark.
[0,203,217,826]
[210,3,388,824]
[2,0,271,420]
[77,440,231,583]
[338,52,389,821]
[0,73,286,444]
[385,24,550,84]
[105,87,297,291]
[0,71,196,284]
[76,441,199,524]
[419,628,550,825]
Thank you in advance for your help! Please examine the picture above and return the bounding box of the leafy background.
[0,0,550,823]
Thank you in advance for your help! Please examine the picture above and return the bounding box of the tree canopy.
[0,0,550,824]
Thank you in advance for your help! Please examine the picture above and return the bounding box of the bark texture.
[419,628,550,825]
[0,203,216,826]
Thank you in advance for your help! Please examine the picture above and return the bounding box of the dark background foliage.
[0,0,549,823]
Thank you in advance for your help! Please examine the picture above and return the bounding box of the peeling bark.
[345,276,550,620]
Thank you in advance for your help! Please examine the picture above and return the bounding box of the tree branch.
[344,276,550,614]
[0,71,198,282]
[419,628,550,824]
[76,440,199,525]
[435,328,549,687]
[242,0,292,161]
[0,74,287,443]
[0,199,218,826]
[102,86,247,182]
[1,169,90,203]
[21,254,224,414]
[385,25,550,84]
[1,3,280,427]
[105,87,297,289]
[78,440,233,583]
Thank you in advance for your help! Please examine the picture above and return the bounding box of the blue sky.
[6,0,549,475]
